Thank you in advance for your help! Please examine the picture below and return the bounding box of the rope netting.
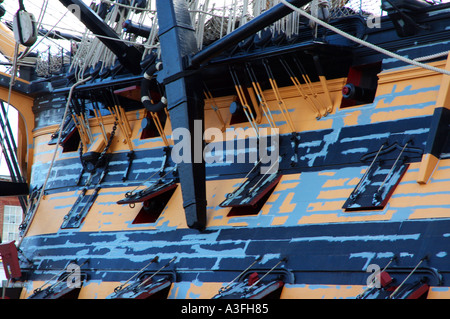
[187,0,390,50]
[66,0,449,76]
[328,0,382,18]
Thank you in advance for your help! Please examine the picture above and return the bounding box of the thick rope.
[279,0,450,76]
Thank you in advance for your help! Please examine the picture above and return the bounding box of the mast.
[57,0,313,231]
[156,0,312,230]
[156,0,207,230]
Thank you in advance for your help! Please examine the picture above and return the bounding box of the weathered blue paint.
[18,218,450,289]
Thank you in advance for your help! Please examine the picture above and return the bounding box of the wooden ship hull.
[0,0,450,300]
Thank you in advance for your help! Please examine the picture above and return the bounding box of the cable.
[17,76,92,248]
[414,50,450,62]
[279,0,450,76]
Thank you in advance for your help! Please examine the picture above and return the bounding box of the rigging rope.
[279,57,322,119]
[350,142,385,200]
[204,88,226,130]
[135,256,177,289]
[229,66,260,137]
[263,59,296,132]
[279,0,450,76]
[114,256,159,292]
[245,63,277,129]
[17,76,92,248]
[219,255,262,293]
[377,142,408,192]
